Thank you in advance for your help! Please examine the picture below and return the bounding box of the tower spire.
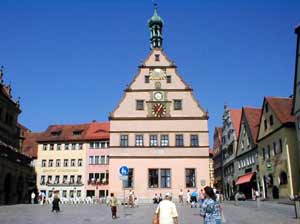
[148,3,164,49]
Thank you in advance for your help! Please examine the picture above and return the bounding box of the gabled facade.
[292,26,300,171]
[109,7,209,201]
[257,97,299,199]
[235,107,261,199]
[222,106,241,199]
[212,127,223,192]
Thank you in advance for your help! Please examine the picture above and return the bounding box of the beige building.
[108,7,209,202]
[36,124,88,200]
[257,97,299,199]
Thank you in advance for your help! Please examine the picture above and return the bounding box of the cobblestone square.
[0,201,299,224]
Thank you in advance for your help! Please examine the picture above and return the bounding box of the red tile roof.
[266,97,295,124]
[229,109,242,138]
[38,122,110,142]
[243,107,262,144]
[22,132,42,158]
[84,122,109,140]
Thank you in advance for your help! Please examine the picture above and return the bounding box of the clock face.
[154,91,163,101]
[152,103,167,117]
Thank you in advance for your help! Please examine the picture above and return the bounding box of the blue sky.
[0,0,299,145]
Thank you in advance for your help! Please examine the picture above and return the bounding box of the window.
[264,120,267,130]
[136,100,144,110]
[71,159,75,167]
[70,175,75,184]
[150,135,158,147]
[40,175,45,185]
[135,135,144,146]
[269,115,274,126]
[77,175,82,184]
[273,142,277,155]
[77,190,81,197]
[155,54,160,61]
[160,169,171,188]
[70,190,74,198]
[100,142,106,148]
[72,143,76,150]
[106,156,110,164]
[148,169,159,188]
[190,135,199,147]
[65,144,69,150]
[43,144,47,150]
[265,103,269,113]
[145,75,150,83]
[123,168,134,188]
[57,144,61,150]
[79,143,83,150]
[56,159,61,167]
[73,130,83,136]
[78,159,82,167]
[262,148,265,161]
[279,171,288,185]
[47,176,52,184]
[279,138,283,153]
[174,100,182,110]
[89,156,94,165]
[95,156,99,164]
[166,75,171,83]
[89,142,94,149]
[54,175,60,184]
[175,134,184,147]
[50,144,54,150]
[95,142,100,149]
[64,159,68,167]
[100,156,105,164]
[160,135,169,147]
[41,160,46,167]
[63,175,68,184]
[62,190,67,197]
[185,168,196,188]
[120,135,129,147]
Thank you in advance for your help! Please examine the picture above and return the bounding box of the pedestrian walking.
[199,189,205,206]
[153,193,159,204]
[31,192,36,204]
[51,192,60,212]
[200,186,222,224]
[153,192,178,224]
[159,193,163,203]
[186,189,191,206]
[191,190,198,208]
[128,190,134,208]
[109,193,118,219]
[178,189,184,205]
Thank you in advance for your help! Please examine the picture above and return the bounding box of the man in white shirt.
[155,192,178,224]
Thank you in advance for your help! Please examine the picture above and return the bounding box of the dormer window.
[51,130,61,136]
[155,54,160,61]
[73,130,83,136]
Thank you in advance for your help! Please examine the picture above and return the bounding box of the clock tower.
[109,5,210,201]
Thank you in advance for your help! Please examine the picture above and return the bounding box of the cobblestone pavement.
[0,201,299,224]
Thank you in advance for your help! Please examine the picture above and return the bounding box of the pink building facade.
[85,122,110,199]
[108,8,210,202]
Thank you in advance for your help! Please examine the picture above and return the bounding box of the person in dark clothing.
[52,193,60,212]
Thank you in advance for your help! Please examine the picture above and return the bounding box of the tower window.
[155,54,160,61]
[145,75,150,83]
[166,75,171,83]
[174,100,182,110]
[136,100,144,110]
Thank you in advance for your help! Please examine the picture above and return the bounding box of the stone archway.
[4,173,12,204]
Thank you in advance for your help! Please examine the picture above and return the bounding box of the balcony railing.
[87,179,109,186]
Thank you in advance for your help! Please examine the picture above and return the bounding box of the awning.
[236,172,255,185]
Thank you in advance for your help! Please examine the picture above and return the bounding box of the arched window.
[279,171,288,185]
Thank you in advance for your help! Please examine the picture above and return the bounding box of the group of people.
[152,186,223,224]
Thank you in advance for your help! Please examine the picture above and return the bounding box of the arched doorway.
[4,173,12,204]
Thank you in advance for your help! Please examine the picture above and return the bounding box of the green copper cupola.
[148,4,164,49]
